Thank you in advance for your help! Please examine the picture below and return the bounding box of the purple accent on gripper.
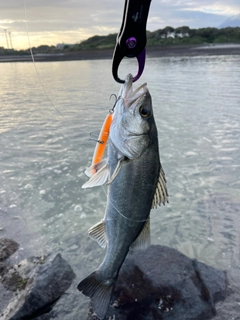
[133,48,146,82]
[126,37,137,49]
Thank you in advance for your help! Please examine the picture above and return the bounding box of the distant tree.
[77,34,116,49]
[147,29,162,40]
[188,28,197,37]
[2,26,240,56]
[37,45,51,53]
[195,28,219,42]
[161,26,175,38]
[175,26,190,37]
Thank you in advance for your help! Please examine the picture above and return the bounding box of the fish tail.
[77,271,114,319]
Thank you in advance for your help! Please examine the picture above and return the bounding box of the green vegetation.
[1,26,240,55]
[71,33,117,50]
[146,26,240,46]
[17,277,29,290]
[0,45,58,56]
[2,270,29,291]
[67,26,240,51]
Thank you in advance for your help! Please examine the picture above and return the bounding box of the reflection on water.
[0,55,240,318]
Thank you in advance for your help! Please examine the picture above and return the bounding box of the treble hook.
[109,93,122,114]
[89,132,104,145]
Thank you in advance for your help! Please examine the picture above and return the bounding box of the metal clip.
[112,0,151,83]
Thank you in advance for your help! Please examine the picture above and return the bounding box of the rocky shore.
[1,237,240,320]
[87,245,228,320]
[1,44,240,63]
[0,238,75,320]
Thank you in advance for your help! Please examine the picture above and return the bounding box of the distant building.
[176,33,189,38]
[161,32,189,39]
[56,43,65,50]
[56,43,74,50]
[167,32,175,38]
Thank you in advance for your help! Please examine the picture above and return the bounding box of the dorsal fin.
[152,167,169,208]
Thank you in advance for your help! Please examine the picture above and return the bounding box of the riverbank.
[1,43,240,63]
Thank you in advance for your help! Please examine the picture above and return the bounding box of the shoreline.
[1,44,240,63]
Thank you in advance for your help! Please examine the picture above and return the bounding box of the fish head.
[110,74,157,159]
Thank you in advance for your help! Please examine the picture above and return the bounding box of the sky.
[0,0,240,50]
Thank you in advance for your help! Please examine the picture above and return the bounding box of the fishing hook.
[89,132,104,145]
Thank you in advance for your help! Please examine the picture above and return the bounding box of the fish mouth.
[119,74,148,109]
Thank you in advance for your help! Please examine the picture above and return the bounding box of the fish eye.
[139,105,151,118]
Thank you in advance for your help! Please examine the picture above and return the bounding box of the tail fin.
[77,271,114,320]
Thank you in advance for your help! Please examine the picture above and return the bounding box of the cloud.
[149,0,240,28]
[0,0,239,49]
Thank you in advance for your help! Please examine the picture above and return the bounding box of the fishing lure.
[91,112,113,175]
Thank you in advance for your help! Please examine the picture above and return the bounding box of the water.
[0,55,240,318]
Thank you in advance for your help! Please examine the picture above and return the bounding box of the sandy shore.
[1,44,240,63]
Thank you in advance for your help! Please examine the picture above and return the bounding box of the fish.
[77,73,168,319]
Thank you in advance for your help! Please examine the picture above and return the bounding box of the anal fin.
[130,219,150,251]
[88,220,107,248]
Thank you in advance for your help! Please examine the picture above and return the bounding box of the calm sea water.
[0,55,240,318]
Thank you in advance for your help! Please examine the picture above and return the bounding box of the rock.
[0,261,6,274]
[0,238,20,310]
[0,238,19,262]
[87,245,227,320]
[1,253,75,320]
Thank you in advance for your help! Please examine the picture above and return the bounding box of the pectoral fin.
[130,219,150,251]
[107,157,124,185]
[152,167,169,208]
[88,220,107,248]
[82,161,110,188]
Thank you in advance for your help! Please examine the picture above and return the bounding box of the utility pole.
[8,31,13,49]
[4,28,9,49]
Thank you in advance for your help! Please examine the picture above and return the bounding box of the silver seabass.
[78,74,168,319]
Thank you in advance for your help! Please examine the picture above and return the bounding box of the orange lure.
[91,113,113,174]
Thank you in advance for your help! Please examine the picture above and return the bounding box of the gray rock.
[0,238,20,314]
[1,253,75,320]
[87,245,227,320]
[0,238,19,263]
